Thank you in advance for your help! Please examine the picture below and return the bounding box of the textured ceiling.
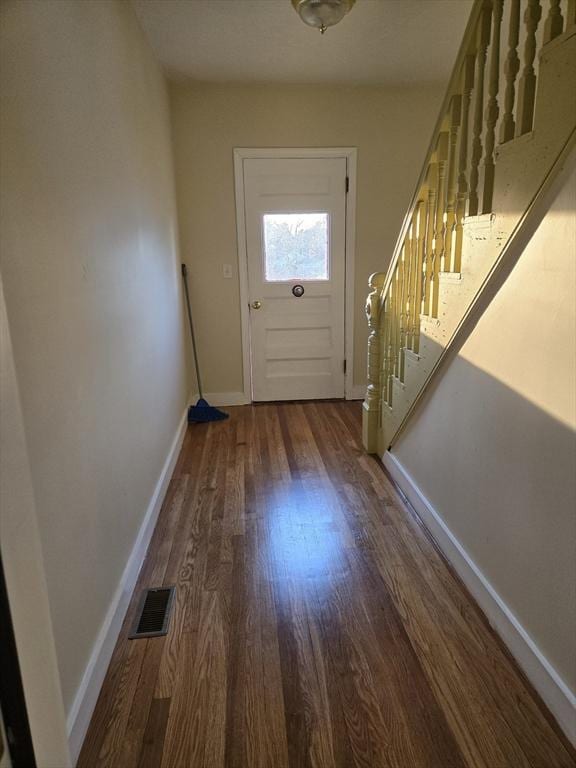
[132,0,473,85]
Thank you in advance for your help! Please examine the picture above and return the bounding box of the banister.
[390,130,575,447]
[364,0,576,456]
[378,0,485,306]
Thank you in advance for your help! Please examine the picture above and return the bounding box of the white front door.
[243,157,347,401]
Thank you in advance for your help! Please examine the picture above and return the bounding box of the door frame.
[0,553,37,768]
[233,147,358,402]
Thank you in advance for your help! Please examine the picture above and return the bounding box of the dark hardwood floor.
[78,401,575,768]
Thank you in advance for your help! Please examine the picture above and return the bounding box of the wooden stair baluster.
[543,0,564,42]
[386,274,395,399]
[481,0,503,215]
[453,54,476,273]
[405,229,414,353]
[364,272,386,426]
[383,283,393,405]
[389,264,397,388]
[392,264,401,384]
[412,216,420,352]
[500,0,521,143]
[516,0,543,136]
[468,1,493,216]
[421,162,437,317]
[443,95,462,272]
[432,133,449,318]
[413,201,426,355]
[409,213,420,353]
[398,240,409,381]
[413,224,419,354]
[568,0,576,27]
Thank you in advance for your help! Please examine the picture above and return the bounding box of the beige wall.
[169,81,444,393]
[394,165,576,693]
[0,0,189,719]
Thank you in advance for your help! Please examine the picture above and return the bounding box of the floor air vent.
[129,586,175,639]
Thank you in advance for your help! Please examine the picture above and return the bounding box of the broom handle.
[181,264,203,400]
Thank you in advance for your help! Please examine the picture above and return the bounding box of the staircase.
[363,0,576,455]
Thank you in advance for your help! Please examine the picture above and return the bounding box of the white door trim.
[233,147,357,402]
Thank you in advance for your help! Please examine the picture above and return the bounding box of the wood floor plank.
[137,698,171,768]
[119,637,167,768]
[244,409,290,768]
[79,402,576,768]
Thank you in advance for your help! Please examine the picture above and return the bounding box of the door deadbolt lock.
[251,300,262,310]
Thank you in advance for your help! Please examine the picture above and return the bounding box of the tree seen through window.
[263,213,329,281]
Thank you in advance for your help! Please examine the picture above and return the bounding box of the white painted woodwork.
[516,0,543,136]
[454,54,476,269]
[544,0,564,42]
[480,0,503,214]
[568,0,576,27]
[500,0,521,143]
[362,0,576,455]
[443,96,462,272]
[362,271,386,452]
[468,2,492,217]
[243,157,347,401]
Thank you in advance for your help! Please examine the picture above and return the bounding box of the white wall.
[393,165,576,696]
[0,0,189,734]
[169,81,444,395]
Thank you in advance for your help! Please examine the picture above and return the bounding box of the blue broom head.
[188,398,229,423]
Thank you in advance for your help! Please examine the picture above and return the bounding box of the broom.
[181,264,229,423]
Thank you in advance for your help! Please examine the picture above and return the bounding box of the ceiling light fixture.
[291,0,356,34]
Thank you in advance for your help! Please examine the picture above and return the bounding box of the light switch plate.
[223,264,233,279]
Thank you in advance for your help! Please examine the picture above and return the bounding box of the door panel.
[243,157,346,401]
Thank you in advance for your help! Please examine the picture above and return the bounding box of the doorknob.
[251,300,262,310]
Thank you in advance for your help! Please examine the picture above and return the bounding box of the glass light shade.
[291,0,356,33]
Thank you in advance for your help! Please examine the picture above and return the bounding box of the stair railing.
[363,0,575,453]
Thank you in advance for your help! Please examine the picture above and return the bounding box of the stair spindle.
[516,0,543,136]
[432,133,449,317]
[500,0,521,142]
[422,162,438,317]
[405,230,414,353]
[392,262,401,381]
[468,1,493,216]
[443,95,462,272]
[568,0,576,26]
[364,272,386,418]
[453,55,476,272]
[383,286,393,405]
[413,201,426,355]
[395,258,403,384]
[385,283,394,404]
[408,213,420,352]
[481,0,503,214]
[398,240,409,381]
[544,0,564,42]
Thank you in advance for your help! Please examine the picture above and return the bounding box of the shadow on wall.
[392,334,576,696]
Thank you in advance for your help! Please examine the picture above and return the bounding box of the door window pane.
[263,213,329,281]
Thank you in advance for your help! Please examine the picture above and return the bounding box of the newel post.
[362,271,386,453]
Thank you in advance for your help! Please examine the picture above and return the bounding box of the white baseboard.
[346,384,366,400]
[383,450,576,747]
[66,404,189,765]
[193,390,365,406]
[193,391,249,407]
